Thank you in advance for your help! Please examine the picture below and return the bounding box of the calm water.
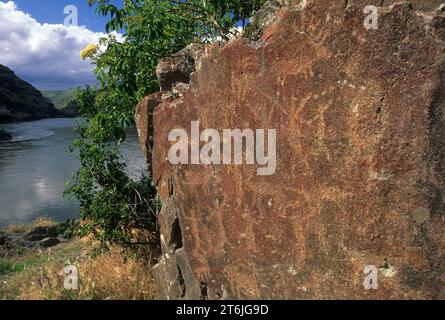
[0,118,147,227]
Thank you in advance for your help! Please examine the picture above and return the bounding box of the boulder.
[138,0,445,299]
[24,225,59,242]
[39,237,60,248]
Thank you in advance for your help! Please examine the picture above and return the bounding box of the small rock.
[39,237,60,248]
[24,225,59,242]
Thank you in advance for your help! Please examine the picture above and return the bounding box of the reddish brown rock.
[135,92,169,168]
[156,44,206,92]
[139,0,445,299]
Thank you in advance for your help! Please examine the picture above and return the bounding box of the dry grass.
[5,225,28,234]
[32,217,55,228]
[72,245,156,300]
[5,217,55,234]
[0,237,157,300]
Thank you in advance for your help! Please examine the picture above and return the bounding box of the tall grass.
[0,237,156,300]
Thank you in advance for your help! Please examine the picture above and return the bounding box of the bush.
[66,0,266,249]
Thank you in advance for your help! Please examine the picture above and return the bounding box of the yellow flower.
[80,44,98,60]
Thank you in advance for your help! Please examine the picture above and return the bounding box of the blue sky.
[12,0,115,33]
[0,1,122,90]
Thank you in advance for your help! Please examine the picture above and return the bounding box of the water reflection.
[0,118,146,227]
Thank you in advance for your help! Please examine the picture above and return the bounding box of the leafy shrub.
[66,0,265,248]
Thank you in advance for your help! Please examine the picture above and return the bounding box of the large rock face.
[137,0,445,299]
[0,64,59,123]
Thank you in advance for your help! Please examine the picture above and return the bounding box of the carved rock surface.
[141,0,445,299]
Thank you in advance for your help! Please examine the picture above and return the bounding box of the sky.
[0,0,122,90]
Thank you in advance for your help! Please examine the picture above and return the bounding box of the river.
[0,118,147,227]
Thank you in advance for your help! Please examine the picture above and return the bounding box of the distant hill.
[0,64,59,123]
[41,88,77,110]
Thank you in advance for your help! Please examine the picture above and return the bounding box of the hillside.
[41,89,77,109]
[0,64,59,123]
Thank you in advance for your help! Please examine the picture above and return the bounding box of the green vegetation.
[0,260,17,275]
[42,89,77,109]
[66,0,266,248]
[0,238,155,300]
[0,252,48,276]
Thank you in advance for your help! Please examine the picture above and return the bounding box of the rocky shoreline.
[0,220,78,252]
[0,128,12,141]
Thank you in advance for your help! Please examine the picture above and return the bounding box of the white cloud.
[0,1,120,89]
